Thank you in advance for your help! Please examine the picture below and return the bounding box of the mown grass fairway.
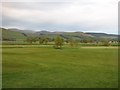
[2,46,118,88]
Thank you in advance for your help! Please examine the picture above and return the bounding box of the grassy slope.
[1,29,26,40]
[2,46,118,88]
[1,27,118,41]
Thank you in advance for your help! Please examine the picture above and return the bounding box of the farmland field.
[2,45,118,88]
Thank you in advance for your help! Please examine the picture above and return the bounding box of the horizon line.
[0,26,119,35]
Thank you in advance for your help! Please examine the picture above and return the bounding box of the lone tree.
[54,36,64,49]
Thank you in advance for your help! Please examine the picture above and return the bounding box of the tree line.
[24,35,117,49]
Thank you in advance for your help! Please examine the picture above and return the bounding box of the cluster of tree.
[100,38,111,46]
[2,35,118,48]
[2,38,16,41]
[81,37,95,43]
[26,37,37,44]
[25,35,118,49]
[25,35,64,49]
[80,37,116,46]
[68,39,79,47]
[38,37,49,45]
[26,36,49,45]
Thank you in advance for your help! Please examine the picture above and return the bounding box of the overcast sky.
[1,0,119,34]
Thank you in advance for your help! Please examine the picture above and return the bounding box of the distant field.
[2,41,119,46]
[2,45,118,88]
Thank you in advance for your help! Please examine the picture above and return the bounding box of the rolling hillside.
[86,33,118,39]
[0,28,27,41]
[35,31,94,40]
[1,27,118,41]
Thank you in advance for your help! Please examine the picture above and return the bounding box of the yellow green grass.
[2,46,118,88]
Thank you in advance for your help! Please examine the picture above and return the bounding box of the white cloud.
[2,0,119,34]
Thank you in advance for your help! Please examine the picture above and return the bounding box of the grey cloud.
[1,0,118,34]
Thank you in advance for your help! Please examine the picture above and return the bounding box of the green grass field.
[2,46,118,88]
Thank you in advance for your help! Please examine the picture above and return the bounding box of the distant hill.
[0,27,118,41]
[35,31,94,40]
[86,33,118,39]
[35,31,118,41]
[8,28,35,34]
[0,28,27,41]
